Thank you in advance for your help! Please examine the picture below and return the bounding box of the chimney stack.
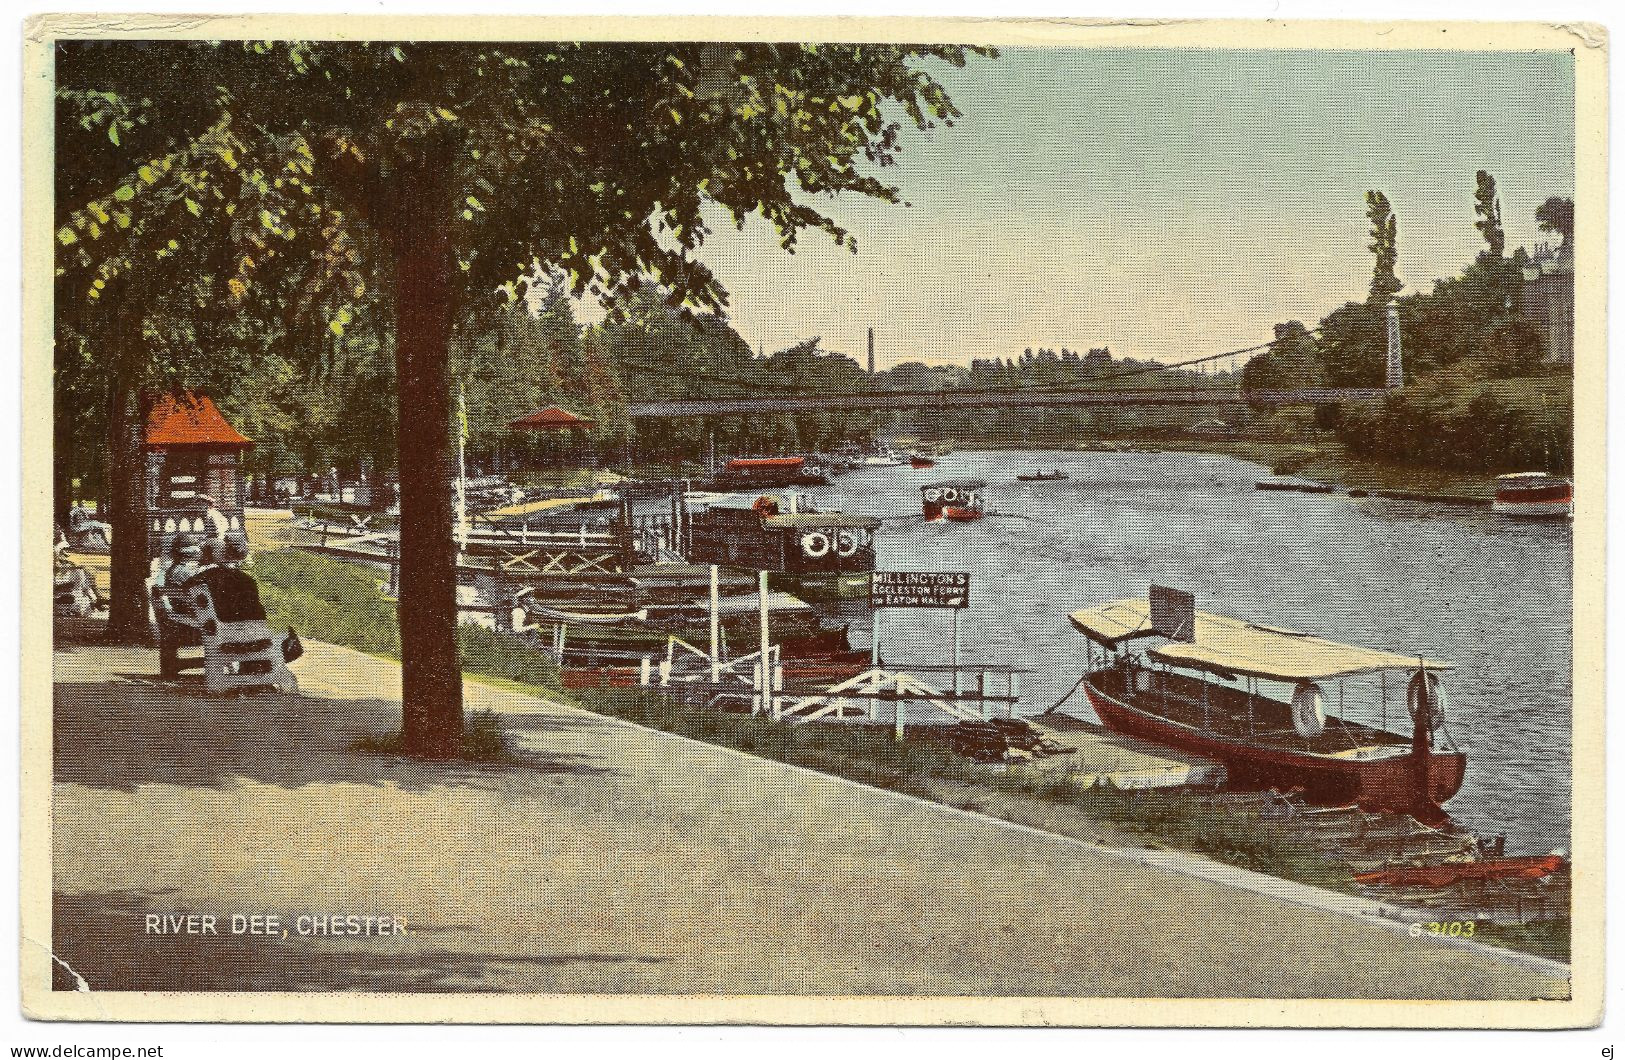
[867,327,875,375]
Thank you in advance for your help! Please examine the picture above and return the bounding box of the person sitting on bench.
[180,535,266,625]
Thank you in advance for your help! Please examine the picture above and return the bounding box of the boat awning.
[761,513,881,530]
[1069,599,1453,681]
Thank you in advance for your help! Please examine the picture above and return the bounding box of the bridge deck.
[627,386,1388,418]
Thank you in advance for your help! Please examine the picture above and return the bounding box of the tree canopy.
[55,38,993,754]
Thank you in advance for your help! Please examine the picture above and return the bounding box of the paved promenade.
[51,622,1569,998]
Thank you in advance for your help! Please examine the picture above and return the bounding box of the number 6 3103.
[1408,921,1476,938]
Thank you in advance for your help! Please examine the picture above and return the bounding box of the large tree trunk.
[384,147,464,758]
[104,382,153,644]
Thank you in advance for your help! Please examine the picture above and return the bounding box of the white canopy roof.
[1069,598,1453,682]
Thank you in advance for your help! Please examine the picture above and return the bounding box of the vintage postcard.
[20,14,1604,1027]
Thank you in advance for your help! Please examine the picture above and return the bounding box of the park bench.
[152,581,299,693]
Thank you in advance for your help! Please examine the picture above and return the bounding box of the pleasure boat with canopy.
[1068,587,1465,817]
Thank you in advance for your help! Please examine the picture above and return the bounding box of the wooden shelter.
[508,405,596,468]
[143,390,252,563]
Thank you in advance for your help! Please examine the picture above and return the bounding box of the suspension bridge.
[625,305,1405,420]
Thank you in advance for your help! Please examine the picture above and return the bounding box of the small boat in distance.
[921,479,986,521]
[862,447,906,467]
[1493,472,1572,518]
[1068,586,1465,818]
[1017,470,1068,482]
[909,454,937,469]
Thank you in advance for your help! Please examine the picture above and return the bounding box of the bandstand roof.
[509,406,596,431]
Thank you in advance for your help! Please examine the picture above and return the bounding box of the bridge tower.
[1385,300,1404,388]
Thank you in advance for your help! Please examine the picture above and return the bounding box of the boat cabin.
[687,496,879,576]
[1068,588,1464,816]
[920,479,985,521]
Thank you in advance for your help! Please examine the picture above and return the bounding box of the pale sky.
[689,47,1575,368]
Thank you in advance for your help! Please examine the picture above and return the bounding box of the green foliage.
[1365,190,1401,304]
[455,625,565,696]
[1535,195,1574,248]
[1336,371,1572,474]
[1471,919,1570,964]
[1474,170,1505,260]
[1241,321,1319,391]
[1247,188,1572,476]
[56,41,993,322]
[251,547,566,696]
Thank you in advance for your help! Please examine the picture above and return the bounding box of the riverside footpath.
[49,618,1569,999]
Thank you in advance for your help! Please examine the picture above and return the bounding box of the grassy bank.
[250,548,568,701]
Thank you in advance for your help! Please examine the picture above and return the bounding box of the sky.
[686,47,1576,369]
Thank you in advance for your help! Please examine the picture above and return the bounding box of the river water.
[803,448,1573,854]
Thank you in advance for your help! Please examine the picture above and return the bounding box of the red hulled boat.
[1068,589,1465,819]
[909,454,937,469]
[1493,472,1572,518]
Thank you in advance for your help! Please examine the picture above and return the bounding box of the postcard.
[20,14,1604,1027]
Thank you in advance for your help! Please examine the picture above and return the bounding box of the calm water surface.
[805,448,1573,853]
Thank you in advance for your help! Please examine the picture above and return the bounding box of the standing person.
[194,494,230,545]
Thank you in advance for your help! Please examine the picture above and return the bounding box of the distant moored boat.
[1493,472,1572,518]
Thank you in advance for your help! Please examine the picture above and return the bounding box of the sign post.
[869,571,971,740]
[709,564,720,682]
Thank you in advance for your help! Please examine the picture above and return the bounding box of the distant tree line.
[1241,173,1574,474]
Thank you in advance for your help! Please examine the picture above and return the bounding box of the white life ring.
[1407,671,1447,732]
[1291,681,1326,739]
[801,531,831,558]
[835,529,859,557]
[923,488,942,502]
[941,487,959,502]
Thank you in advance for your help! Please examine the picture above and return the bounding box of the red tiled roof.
[508,406,596,431]
[725,457,805,469]
[145,391,253,448]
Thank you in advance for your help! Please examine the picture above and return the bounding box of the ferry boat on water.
[1068,587,1465,818]
[685,493,879,599]
[921,479,985,522]
[1492,472,1572,518]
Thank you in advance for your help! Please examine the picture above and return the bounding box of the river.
[803,448,1573,855]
